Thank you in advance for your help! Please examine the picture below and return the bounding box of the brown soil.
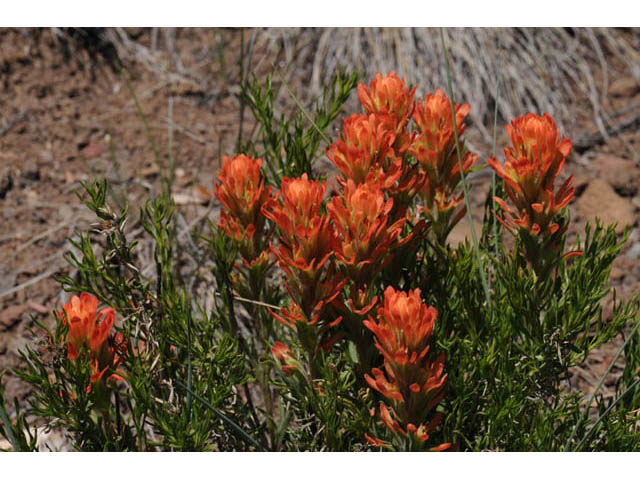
[1,27,639,448]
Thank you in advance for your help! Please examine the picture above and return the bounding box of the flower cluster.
[409,89,477,244]
[327,179,407,287]
[488,113,574,237]
[215,154,273,267]
[488,113,580,276]
[327,72,423,221]
[263,174,345,332]
[363,286,449,451]
[56,293,126,388]
[358,70,416,140]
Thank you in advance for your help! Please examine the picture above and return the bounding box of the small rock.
[81,141,107,159]
[40,150,53,163]
[0,168,13,199]
[626,242,640,260]
[589,154,639,196]
[574,179,636,234]
[0,305,25,331]
[22,160,40,182]
[609,76,640,97]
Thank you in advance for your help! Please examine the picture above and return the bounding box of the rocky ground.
[1,27,639,450]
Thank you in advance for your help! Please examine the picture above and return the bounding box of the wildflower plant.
[2,62,640,453]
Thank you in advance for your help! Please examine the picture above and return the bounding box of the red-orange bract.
[363,286,449,451]
[271,341,299,375]
[326,113,402,190]
[358,71,416,133]
[215,154,272,261]
[262,174,344,329]
[488,113,574,237]
[409,89,477,238]
[327,179,407,286]
[56,293,126,386]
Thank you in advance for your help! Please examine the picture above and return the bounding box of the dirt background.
[1,27,639,450]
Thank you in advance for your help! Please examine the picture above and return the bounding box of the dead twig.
[573,112,640,153]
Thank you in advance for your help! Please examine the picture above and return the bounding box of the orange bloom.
[412,89,469,153]
[409,89,477,240]
[215,154,272,260]
[363,286,448,450]
[56,293,126,387]
[488,113,574,237]
[327,179,407,285]
[271,341,299,375]
[56,293,114,362]
[326,113,399,188]
[358,71,416,132]
[263,174,344,327]
[364,287,438,368]
[262,174,326,238]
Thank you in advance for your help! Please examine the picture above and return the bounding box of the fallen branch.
[573,112,640,153]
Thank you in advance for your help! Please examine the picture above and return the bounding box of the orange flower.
[56,293,114,362]
[488,113,574,237]
[271,341,299,375]
[263,174,344,327]
[409,89,477,241]
[326,113,399,188]
[262,174,326,237]
[358,71,416,132]
[364,287,438,368]
[56,293,127,387]
[327,179,407,285]
[412,89,469,152]
[215,154,272,260]
[363,286,448,451]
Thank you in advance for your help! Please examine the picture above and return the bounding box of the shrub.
[1,68,639,452]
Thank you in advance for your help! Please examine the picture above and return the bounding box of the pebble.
[574,179,636,234]
[626,242,640,260]
[609,76,640,97]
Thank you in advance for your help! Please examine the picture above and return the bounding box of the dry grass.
[81,27,639,147]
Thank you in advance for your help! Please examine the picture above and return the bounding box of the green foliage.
[241,69,358,184]
[1,63,640,453]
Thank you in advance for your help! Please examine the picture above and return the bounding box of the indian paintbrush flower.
[326,113,400,189]
[262,174,345,336]
[56,293,126,387]
[271,341,300,376]
[488,113,580,277]
[488,113,574,237]
[358,70,416,137]
[409,89,477,244]
[327,179,407,286]
[363,286,449,451]
[215,154,273,262]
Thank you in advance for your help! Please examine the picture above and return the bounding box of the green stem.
[439,28,492,316]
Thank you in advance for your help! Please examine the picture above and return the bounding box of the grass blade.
[490,33,503,261]
[276,70,330,145]
[0,385,20,451]
[440,27,492,314]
